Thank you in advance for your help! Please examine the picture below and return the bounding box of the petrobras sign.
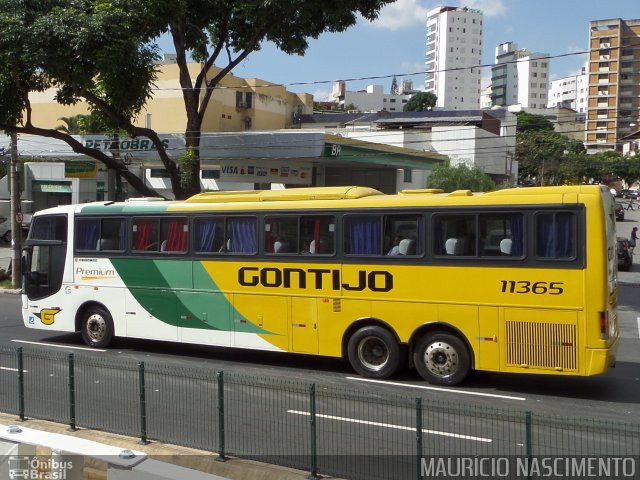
[218,160,312,185]
[81,134,184,158]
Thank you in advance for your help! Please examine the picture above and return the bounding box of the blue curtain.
[230,219,257,253]
[76,220,99,250]
[537,213,573,258]
[196,220,218,252]
[345,217,381,255]
[509,215,524,256]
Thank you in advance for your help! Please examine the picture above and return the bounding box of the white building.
[329,82,413,112]
[491,42,549,109]
[425,6,483,110]
[547,70,588,120]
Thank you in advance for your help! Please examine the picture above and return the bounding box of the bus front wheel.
[413,332,470,386]
[347,326,401,379]
[81,306,114,348]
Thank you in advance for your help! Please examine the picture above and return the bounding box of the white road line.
[0,366,26,372]
[288,410,492,443]
[346,377,526,401]
[637,317,640,340]
[11,340,107,353]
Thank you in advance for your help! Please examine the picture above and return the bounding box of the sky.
[157,0,639,101]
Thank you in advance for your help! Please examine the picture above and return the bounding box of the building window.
[201,170,221,179]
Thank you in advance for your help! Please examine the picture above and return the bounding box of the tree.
[0,0,395,199]
[426,161,495,192]
[403,92,437,112]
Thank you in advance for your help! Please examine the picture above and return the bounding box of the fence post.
[68,353,77,432]
[216,371,226,462]
[16,347,24,422]
[308,383,319,480]
[416,397,423,480]
[138,362,149,445]
[525,410,533,480]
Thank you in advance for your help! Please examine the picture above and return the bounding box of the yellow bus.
[21,185,619,386]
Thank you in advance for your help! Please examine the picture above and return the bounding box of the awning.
[32,180,72,193]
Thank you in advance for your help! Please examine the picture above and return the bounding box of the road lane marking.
[288,410,492,443]
[11,340,107,352]
[0,366,27,373]
[346,377,526,401]
[637,317,640,339]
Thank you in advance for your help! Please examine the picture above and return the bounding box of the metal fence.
[1,345,639,480]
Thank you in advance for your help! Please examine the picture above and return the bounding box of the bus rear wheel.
[81,306,114,348]
[413,332,470,386]
[347,326,401,379]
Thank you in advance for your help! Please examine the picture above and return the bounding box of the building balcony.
[598,67,610,72]
[599,42,611,49]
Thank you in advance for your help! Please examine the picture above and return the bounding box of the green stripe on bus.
[79,204,169,214]
[110,259,267,333]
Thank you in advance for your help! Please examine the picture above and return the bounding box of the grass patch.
[0,278,16,289]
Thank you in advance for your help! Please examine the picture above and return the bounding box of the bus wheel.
[81,307,114,348]
[413,332,470,386]
[347,326,401,379]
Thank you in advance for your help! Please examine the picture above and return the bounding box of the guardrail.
[1,345,639,480]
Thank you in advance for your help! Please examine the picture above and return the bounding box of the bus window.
[300,215,335,255]
[265,216,298,253]
[479,213,523,257]
[383,215,421,256]
[132,218,159,252]
[344,215,382,255]
[194,217,224,253]
[29,215,67,242]
[225,217,257,254]
[434,215,476,256]
[159,218,188,253]
[76,218,125,251]
[536,212,576,260]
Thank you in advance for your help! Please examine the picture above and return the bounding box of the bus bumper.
[585,335,619,375]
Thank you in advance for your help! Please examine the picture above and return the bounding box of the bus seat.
[309,240,316,254]
[500,238,512,255]
[160,240,168,252]
[274,240,289,253]
[445,238,464,255]
[398,238,415,255]
[96,238,115,251]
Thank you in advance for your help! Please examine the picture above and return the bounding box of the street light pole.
[10,132,22,289]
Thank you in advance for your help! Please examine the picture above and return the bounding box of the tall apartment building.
[585,18,640,153]
[425,6,483,110]
[491,42,550,109]
[547,69,589,120]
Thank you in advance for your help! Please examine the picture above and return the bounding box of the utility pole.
[10,132,22,289]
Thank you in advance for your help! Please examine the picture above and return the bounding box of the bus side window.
[434,215,476,256]
[132,218,159,252]
[194,218,223,253]
[300,215,335,255]
[226,217,257,254]
[160,218,188,253]
[536,212,575,259]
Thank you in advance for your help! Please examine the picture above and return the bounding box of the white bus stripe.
[346,377,526,401]
[288,410,492,443]
[12,340,107,352]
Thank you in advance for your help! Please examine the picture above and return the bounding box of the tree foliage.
[0,0,395,199]
[403,92,437,112]
[426,161,496,192]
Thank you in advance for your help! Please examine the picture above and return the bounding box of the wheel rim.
[85,313,107,343]
[357,335,389,371]
[423,340,459,378]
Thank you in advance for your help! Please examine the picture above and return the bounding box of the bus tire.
[413,332,470,386]
[347,326,401,379]
[81,306,114,348]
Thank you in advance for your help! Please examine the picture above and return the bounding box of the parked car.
[615,202,625,221]
[617,237,633,271]
[0,217,10,242]
[620,189,640,200]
